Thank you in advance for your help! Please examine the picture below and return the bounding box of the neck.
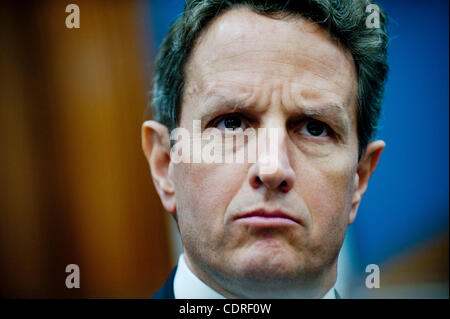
[183,253,337,299]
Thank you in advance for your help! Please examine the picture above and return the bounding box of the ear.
[142,120,176,215]
[348,140,385,225]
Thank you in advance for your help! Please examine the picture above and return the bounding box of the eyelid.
[295,118,334,137]
[208,112,253,129]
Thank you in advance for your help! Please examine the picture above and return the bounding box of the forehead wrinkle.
[291,82,349,105]
[202,79,268,105]
[211,79,349,107]
[200,49,349,88]
[199,70,346,97]
[195,79,352,118]
[203,61,344,87]
[198,51,354,95]
[207,45,341,77]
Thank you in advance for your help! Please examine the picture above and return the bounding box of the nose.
[248,127,296,193]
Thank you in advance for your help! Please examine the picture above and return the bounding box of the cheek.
[173,162,248,240]
[296,156,356,241]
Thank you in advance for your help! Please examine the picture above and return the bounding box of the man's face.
[170,8,360,297]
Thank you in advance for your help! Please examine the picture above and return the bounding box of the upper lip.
[234,209,302,225]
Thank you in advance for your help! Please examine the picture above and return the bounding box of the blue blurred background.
[354,0,449,293]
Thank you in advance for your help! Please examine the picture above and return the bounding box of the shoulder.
[151,267,177,299]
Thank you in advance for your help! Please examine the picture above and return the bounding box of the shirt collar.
[323,286,337,299]
[173,254,336,299]
[174,254,226,299]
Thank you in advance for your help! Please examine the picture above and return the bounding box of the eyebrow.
[198,94,350,134]
[197,95,252,121]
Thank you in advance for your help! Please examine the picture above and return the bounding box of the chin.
[231,248,302,282]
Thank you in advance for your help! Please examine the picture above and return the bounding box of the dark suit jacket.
[151,266,342,299]
[152,267,177,299]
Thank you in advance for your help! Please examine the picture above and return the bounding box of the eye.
[299,119,330,137]
[215,114,249,131]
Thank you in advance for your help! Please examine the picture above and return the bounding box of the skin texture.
[142,8,385,298]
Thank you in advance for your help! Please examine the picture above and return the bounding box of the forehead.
[183,7,357,119]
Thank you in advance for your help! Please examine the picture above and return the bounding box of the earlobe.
[348,140,385,225]
[142,120,177,215]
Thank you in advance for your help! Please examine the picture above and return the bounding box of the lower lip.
[235,216,299,227]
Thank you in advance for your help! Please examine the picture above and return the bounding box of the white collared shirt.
[173,254,336,299]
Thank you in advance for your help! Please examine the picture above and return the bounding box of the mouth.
[233,209,302,228]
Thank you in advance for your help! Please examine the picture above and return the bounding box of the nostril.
[250,176,264,190]
[280,180,289,192]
